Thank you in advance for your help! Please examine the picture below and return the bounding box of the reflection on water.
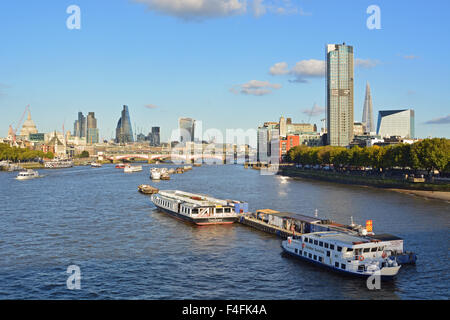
[0,164,448,299]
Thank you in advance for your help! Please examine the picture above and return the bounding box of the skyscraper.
[362,82,374,133]
[86,112,99,144]
[73,112,86,138]
[151,127,160,146]
[115,105,134,144]
[179,118,195,143]
[326,43,354,146]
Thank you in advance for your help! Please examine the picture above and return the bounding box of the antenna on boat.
[350,216,355,227]
[314,209,318,218]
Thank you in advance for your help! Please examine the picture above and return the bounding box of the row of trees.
[285,138,450,173]
[0,143,54,162]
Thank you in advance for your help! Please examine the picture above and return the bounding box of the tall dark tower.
[362,82,374,133]
[115,105,134,143]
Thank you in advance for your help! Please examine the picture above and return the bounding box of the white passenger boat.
[150,168,161,180]
[124,164,143,173]
[281,231,401,279]
[16,169,40,180]
[91,162,102,168]
[151,190,244,225]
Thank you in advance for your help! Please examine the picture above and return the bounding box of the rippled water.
[0,164,448,299]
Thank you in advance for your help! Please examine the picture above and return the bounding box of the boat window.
[224,208,231,213]
[341,264,346,270]
[308,238,313,244]
[308,253,312,259]
[363,248,370,253]
[327,251,330,257]
[295,249,298,254]
[324,243,329,249]
[314,240,318,245]
[216,208,223,213]
[192,209,198,214]
[319,257,323,263]
[304,237,308,243]
[319,241,323,247]
[346,248,353,253]
[371,247,377,252]
[330,244,335,250]
[337,246,342,252]
[335,262,339,268]
[304,252,307,257]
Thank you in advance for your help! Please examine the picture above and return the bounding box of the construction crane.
[11,104,30,143]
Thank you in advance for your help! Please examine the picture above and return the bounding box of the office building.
[377,109,415,139]
[86,112,99,144]
[150,127,160,146]
[179,118,195,143]
[115,105,134,144]
[326,43,354,146]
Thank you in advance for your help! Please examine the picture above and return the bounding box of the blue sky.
[0,0,449,143]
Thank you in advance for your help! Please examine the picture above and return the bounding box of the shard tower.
[362,82,374,133]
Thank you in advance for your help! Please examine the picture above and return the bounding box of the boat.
[16,169,40,180]
[150,168,161,180]
[281,231,401,279]
[44,158,74,169]
[183,165,192,171]
[124,165,143,173]
[151,190,244,225]
[193,163,201,167]
[138,184,159,194]
[115,163,126,169]
[175,167,184,174]
[160,172,170,180]
[91,162,102,168]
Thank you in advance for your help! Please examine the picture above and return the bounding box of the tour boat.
[16,169,40,180]
[151,190,244,225]
[281,231,401,279]
[150,168,161,180]
[124,165,143,173]
[91,162,102,168]
[115,163,126,169]
[44,158,74,169]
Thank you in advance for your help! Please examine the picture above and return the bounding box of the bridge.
[102,153,232,163]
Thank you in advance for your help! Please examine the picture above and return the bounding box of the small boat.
[138,184,159,194]
[124,165,143,173]
[16,169,40,180]
[115,163,126,169]
[150,168,161,180]
[91,162,102,168]
[175,167,184,174]
[160,173,170,180]
[44,158,73,169]
[193,163,201,167]
[281,231,401,280]
[151,190,244,225]
[183,165,192,171]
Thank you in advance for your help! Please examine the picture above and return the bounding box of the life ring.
[382,252,387,258]
[288,238,292,244]
[359,255,364,261]
[302,243,305,249]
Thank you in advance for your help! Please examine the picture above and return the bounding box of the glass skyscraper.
[86,112,99,144]
[179,118,195,143]
[377,109,415,139]
[115,105,134,143]
[326,43,354,147]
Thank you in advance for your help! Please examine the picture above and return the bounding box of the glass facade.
[179,118,195,143]
[115,105,134,143]
[326,43,354,147]
[376,109,415,138]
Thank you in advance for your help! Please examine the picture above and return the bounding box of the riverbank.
[278,167,450,201]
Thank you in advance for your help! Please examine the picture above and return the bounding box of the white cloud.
[403,55,420,60]
[302,103,325,117]
[133,0,246,20]
[231,80,282,96]
[269,62,289,75]
[355,58,380,69]
[132,0,308,20]
[269,59,325,83]
[144,104,159,109]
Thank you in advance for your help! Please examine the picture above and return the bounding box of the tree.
[79,151,90,158]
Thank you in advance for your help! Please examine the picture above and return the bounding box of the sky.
[0,0,449,143]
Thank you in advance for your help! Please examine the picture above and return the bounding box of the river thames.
[0,164,448,299]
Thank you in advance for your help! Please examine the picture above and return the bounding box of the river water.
[0,164,448,299]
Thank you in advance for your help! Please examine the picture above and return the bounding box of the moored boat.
[151,190,245,225]
[150,168,161,180]
[281,231,401,280]
[115,163,126,169]
[16,169,40,180]
[138,184,159,194]
[44,158,73,169]
[91,162,102,168]
[124,164,143,173]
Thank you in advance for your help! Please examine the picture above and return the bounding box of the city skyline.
[0,1,449,142]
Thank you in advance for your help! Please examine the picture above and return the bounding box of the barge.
[238,209,416,265]
[151,190,246,225]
